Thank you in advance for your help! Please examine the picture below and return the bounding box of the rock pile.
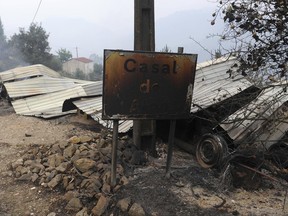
[9,131,147,215]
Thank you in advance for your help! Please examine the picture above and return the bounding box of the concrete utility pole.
[134,0,155,51]
[75,47,79,58]
[133,0,156,155]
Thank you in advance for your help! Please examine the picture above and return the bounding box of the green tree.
[93,63,103,80]
[56,48,72,63]
[9,23,52,66]
[94,63,103,73]
[0,18,7,71]
[49,55,63,71]
[74,69,86,80]
[0,18,26,71]
[0,18,6,48]
[89,53,103,64]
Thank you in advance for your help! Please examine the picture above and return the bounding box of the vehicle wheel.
[196,133,228,168]
[269,143,288,168]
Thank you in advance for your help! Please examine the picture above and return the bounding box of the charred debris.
[172,86,288,187]
[1,59,288,187]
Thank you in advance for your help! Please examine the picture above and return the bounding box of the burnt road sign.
[102,49,197,120]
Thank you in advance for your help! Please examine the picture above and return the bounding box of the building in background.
[63,57,93,75]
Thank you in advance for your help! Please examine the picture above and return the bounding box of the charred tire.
[196,133,227,169]
[268,143,288,168]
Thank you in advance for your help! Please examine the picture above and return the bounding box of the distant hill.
[156,9,225,62]
[43,8,224,63]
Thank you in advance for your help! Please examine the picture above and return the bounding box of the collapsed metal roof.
[0,64,61,82]
[0,58,255,133]
[4,76,77,98]
[71,97,133,133]
[192,57,252,112]
[219,85,288,149]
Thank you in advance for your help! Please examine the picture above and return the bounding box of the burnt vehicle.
[196,85,288,169]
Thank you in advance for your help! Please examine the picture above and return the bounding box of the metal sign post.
[102,50,197,119]
[102,49,197,184]
[165,47,184,178]
[103,0,197,186]
[111,120,119,186]
[165,120,176,178]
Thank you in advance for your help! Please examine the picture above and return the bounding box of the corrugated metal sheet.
[4,76,76,98]
[23,107,76,119]
[9,81,102,117]
[256,104,288,149]
[191,57,252,113]
[90,112,132,133]
[73,97,102,115]
[118,120,134,133]
[0,64,102,119]
[69,57,253,132]
[12,86,87,116]
[220,85,288,148]
[72,97,132,133]
[1,58,254,133]
[0,64,61,83]
[82,81,103,96]
[64,77,94,85]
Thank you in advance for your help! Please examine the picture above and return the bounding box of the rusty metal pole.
[111,120,119,186]
[165,47,184,178]
[133,0,156,155]
[165,120,176,178]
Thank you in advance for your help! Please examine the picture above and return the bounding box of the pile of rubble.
[9,132,148,216]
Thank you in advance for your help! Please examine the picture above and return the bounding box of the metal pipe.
[111,120,119,186]
[165,47,184,177]
[166,120,176,178]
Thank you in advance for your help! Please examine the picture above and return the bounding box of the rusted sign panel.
[102,49,197,120]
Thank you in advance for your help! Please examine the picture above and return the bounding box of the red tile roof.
[74,57,93,63]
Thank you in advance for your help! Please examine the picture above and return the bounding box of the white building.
[63,57,94,75]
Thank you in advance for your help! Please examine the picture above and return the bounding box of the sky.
[0,0,222,63]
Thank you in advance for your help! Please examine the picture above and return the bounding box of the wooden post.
[133,0,156,155]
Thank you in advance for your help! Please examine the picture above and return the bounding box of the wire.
[31,0,43,24]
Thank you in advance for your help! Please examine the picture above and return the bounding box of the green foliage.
[94,63,103,73]
[59,64,102,81]
[92,63,103,80]
[0,18,27,72]
[212,0,288,79]
[0,18,6,47]
[56,48,72,63]
[57,70,74,79]
[9,23,52,66]
[48,55,62,71]
[74,69,86,80]
[89,54,103,64]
